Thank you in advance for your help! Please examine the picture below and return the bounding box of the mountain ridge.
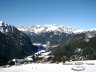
[16,24,96,47]
[16,24,96,34]
[16,24,85,34]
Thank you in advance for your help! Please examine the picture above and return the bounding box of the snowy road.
[0,60,96,72]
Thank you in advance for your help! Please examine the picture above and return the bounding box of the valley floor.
[0,60,96,72]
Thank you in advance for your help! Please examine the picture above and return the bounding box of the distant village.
[7,49,54,67]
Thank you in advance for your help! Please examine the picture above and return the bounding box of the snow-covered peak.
[89,28,96,31]
[0,21,15,33]
[0,21,3,25]
[73,29,87,34]
[0,21,4,26]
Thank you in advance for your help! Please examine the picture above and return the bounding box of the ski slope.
[0,60,96,72]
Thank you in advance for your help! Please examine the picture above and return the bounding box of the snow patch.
[0,60,96,72]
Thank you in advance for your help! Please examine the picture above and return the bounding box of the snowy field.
[0,60,96,72]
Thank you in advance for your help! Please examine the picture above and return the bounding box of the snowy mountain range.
[16,24,96,47]
[17,24,88,34]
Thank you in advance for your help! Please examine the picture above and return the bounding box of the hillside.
[0,21,37,65]
[52,34,96,62]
